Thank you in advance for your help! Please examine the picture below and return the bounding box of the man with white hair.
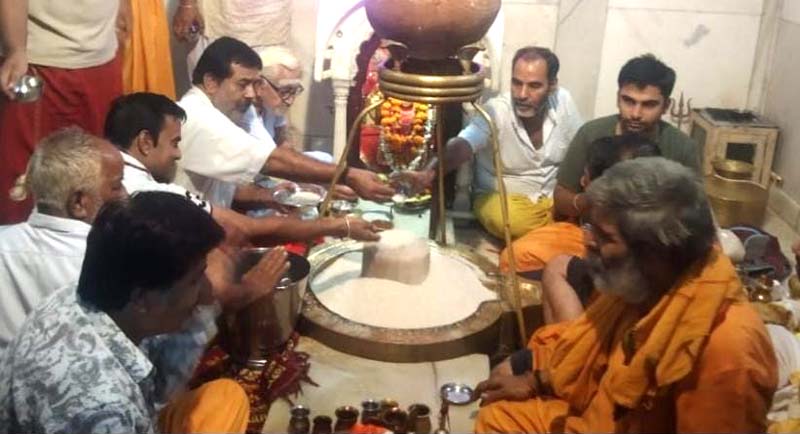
[0,127,127,353]
[473,157,777,433]
[248,46,301,145]
[243,45,334,165]
[176,37,394,208]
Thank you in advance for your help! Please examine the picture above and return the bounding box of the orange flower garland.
[378,97,434,170]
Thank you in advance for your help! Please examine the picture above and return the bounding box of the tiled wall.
[592,0,764,117]
[764,1,800,232]
[495,0,560,95]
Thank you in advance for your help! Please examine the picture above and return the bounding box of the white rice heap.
[313,231,496,329]
[361,229,430,285]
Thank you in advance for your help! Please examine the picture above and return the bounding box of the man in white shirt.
[175,36,394,209]
[0,127,127,353]
[405,46,583,239]
[105,92,380,242]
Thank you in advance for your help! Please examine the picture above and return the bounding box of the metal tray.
[299,239,508,362]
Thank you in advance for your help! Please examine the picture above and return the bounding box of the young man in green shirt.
[553,54,700,221]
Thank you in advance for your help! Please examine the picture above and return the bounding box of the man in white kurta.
[0,128,126,353]
[174,37,395,209]
[0,212,89,352]
[107,91,381,243]
[464,85,581,226]
[407,47,582,239]
[175,84,271,208]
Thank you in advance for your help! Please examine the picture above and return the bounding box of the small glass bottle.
[288,405,311,434]
[382,407,408,434]
[378,398,399,427]
[312,415,333,434]
[334,405,359,433]
[361,399,381,426]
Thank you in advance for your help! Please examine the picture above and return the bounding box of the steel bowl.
[12,75,44,103]
[440,383,475,405]
[274,182,326,208]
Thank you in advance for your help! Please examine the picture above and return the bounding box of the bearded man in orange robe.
[474,157,778,433]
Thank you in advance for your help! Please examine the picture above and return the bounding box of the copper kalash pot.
[364,0,501,60]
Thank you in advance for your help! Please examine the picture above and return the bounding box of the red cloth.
[0,56,122,224]
[191,333,317,433]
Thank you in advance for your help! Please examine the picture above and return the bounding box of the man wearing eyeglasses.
[174,37,395,209]
[250,46,301,146]
[244,46,332,164]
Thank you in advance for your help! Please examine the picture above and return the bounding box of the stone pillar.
[332,79,351,160]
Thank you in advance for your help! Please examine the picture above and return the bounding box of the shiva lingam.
[307,0,530,361]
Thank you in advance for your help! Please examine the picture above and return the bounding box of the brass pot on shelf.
[711,158,755,180]
[705,159,768,228]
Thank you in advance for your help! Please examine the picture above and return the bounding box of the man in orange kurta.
[475,157,777,433]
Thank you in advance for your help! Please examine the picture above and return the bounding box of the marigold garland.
[377,97,435,171]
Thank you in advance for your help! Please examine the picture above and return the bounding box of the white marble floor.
[261,336,487,433]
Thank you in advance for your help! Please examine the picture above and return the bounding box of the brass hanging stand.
[320,43,527,349]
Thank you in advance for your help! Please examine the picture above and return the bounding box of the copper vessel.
[705,174,767,227]
[364,0,501,60]
[711,159,755,181]
[407,403,432,434]
[705,159,768,227]
[312,415,333,434]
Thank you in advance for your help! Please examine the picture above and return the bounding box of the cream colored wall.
[496,0,559,95]
[553,0,610,119]
[593,0,765,118]
[763,1,800,228]
[286,0,332,154]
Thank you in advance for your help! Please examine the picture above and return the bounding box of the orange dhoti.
[123,0,176,98]
[477,249,778,433]
[159,379,250,434]
[500,222,586,274]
